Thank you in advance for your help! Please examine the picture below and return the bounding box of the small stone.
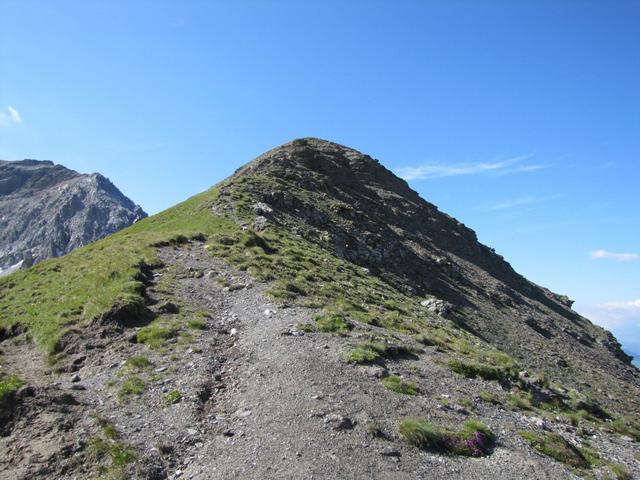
[70,384,86,391]
[71,374,81,383]
[186,428,197,435]
[155,367,168,373]
[223,430,235,437]
[324,414,354,430]
[380,447,401,457]
[158,302,180,314]
[230,328,238,336]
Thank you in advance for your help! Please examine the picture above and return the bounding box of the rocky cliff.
[0,159,146,274]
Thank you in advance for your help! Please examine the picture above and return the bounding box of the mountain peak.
[0,159,146,270]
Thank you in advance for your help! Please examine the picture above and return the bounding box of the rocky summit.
[0,159,146,274]
[0,139,638,480]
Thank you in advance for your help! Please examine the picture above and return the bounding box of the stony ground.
[1,241,638,479]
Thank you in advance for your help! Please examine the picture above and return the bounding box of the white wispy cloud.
[578,301,640,329]
[0,106,23,127]
[589,250,639,262]
[482,193,563,211]
[598,299,640,312]
[395,154,542,181]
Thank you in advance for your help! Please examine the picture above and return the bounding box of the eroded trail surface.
[0,243,606,479]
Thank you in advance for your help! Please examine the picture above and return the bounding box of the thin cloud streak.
[0,106,23,127]
[482,193,563,211]
[589,250,639,262]
[395,154,538,181]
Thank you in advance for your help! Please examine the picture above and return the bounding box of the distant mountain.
[0,159,146,274]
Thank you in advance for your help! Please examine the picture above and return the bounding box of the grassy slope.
[0,186,236,354]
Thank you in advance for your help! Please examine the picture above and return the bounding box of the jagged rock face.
[227,138,636,408]
[0,159,146,272]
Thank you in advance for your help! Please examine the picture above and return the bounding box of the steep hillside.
[0,159,146,274]
[0,139,638,480]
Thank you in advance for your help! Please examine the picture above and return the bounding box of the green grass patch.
[479,391,502,405]
[165,390,182,405]
[447,359,502,381]
[296,322,315,333]
[186,319,206,330]
[507,391,533,411]
[125,355,153,370]
[119,376,146,399]
[609,417,640,442]
[343,341,388,364]
[399,418,494,456]
[0,375,25,401]
[518,431,589,469]
[382,375,418,395]
[315,313,350,335]
[608,463,633,480]
[136,321,179,348]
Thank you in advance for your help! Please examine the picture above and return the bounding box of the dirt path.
[0,242,595,479]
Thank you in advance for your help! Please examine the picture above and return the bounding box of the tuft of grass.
[186,319,206,330]
[89,436,136,468]
[136,321,179,348]
[343,341,388,364]
[507,391,533,411]
[125,355,152,370]
[608,463,633,480]
[518,431,589,469]
[609,417,640,442]
[0,375,25,401]
[447,359,501,381]
[382,375,418,395]
[165,390,182,405]
[315,313,350,335]
[119,376,146,399]
[399,418,494,456]
[296,322,315,333]
[364,420,384,438]
[479,391,502,405]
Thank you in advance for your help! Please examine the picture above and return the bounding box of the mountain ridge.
[0,139,638,479]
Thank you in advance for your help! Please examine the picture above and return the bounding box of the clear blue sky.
[1,1,639,358]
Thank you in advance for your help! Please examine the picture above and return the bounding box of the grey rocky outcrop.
[0,159,146,273]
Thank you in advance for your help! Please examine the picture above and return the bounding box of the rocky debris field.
[2,240,638,479]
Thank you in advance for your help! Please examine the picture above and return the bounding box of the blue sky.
[1,1,639,358]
